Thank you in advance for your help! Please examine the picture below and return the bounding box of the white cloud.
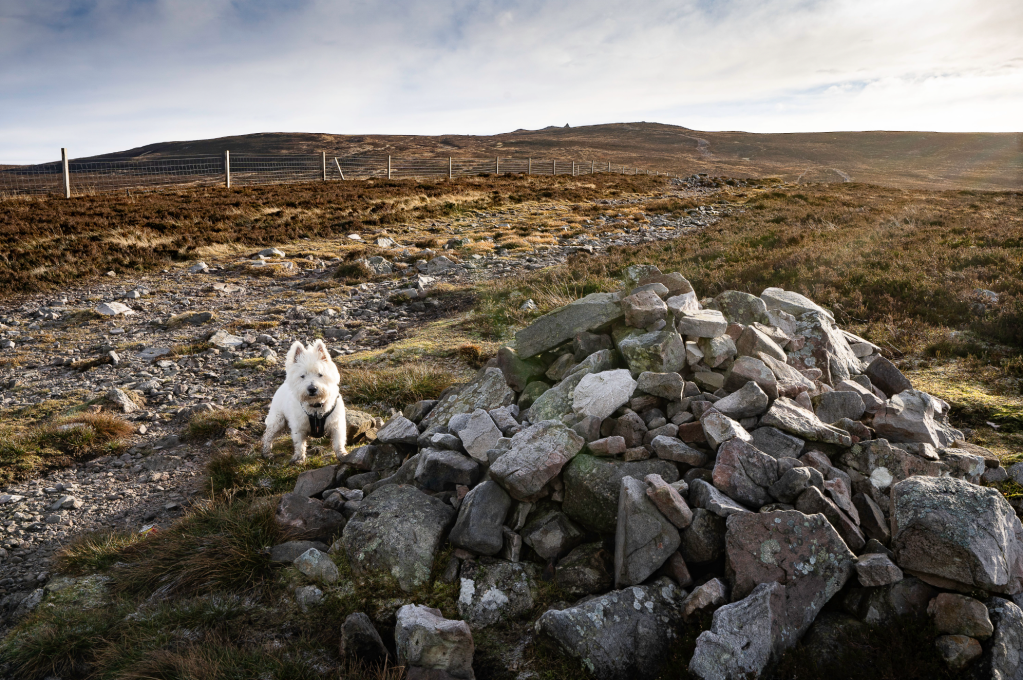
[0,0,1020,162]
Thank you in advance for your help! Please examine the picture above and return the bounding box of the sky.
[1,0,1021,163]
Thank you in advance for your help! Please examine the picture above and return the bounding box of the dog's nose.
[307,384,317,394]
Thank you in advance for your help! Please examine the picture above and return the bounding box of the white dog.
[263,339,347,464]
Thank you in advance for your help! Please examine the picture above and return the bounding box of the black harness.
[306,401,337,438]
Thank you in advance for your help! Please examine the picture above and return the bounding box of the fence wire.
[0,152,667,198]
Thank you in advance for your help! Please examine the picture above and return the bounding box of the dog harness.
[306,401,337,438]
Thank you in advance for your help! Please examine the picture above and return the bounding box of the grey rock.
[760,287,834,321]
[276,493,346,542]
[342,485,456,591]
[618,330,687,376]
[340,612,389,663]
[751,427,805,459]
[863,355,913,397]
[843,576,937,625]
[537,580,686,680]
[415,449,480,492]
[622,289,668,328]
[521,506,586,561]
[295,585,323,610]
[420,367,515,431]
[701,411,754,450]
[768,467,814,504]
[515,292,624,359]
[680,508,727,564]
[573,369,637,419]
[682,577,729,618]
[556,542,614,598]
[979,598,1023,680]
[449,481,512,556]
[645,473,694,529]
[270,540,330,564]
[714,290,770,325]
[450,409,502,463]
[856,553,904,587]
[874,389,964,448]
[928,593,994,638]
[736,325,787,362]
[676,309,728,338]
[689,478,752,517]
[615,476,681,587]
[813,391,865,424]
[458,559,537,628]
[724,356,780,400]
[562,454,679,534]
[651,435,707,466]
[376,415,420,445]
[712,437,780,509]
[294,465,337,497]
[294,548,340,584]
[760,397,852,447]
[395,604,475,679]
[891,475,1023,594]
[712,381,770,419]
[637,371,686,400]
[489,420,584,501]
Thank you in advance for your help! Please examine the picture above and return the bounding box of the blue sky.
[1,0,1020,163]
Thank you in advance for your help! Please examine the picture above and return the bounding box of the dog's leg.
[289,431,308,465]
[262,412,287,458]
[332,422,348,460]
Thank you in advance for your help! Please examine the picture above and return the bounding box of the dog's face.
[284,340,341,408]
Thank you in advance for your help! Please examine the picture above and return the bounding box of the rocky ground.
[0,183,728,630]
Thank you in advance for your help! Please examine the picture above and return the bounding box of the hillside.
[96,122,1023,191]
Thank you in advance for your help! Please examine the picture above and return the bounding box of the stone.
[537,580,685,680]
[690,479,752,517]
[941,449,987,484]
[276,493,346,542]
[839,438,941,498]
[714,290,771,325]
[294,548,340,584]
[340,612,390,663]
[395,604,475,680]
[688,582,788,680]
[618,330,687,376]
[736,325,787,362]
[514,292,624,359]
[496,346,547,392]
[761,287,833,320]
[562,455,679,534]
[928,593,994,638]
[588,435,627,456]
[342,485,456,591]
[518,381,550,409]
[667,291,700,317]
[645,473,693,529]
[712,437,780,509]
[270,540,330,564]
[426,255,455,273]
[676,309,728,338]
[692,371,725,392]
[935,635,983,672]
[795,485,866,552]
[651,435,707,466]
[853,492,890,544]
[415,449,480,492]
[521,507,586,560]
[295,585,323,610]
[863,355,913,397]
[95,301,134,316]
[856,553,904,587]
[294,465,338,497]
[711,381,770,419]
[573,369,638,419]
[843,576,937,625]
[873,389,964,448]
[760,397,853,447]
[612,411,648,448]
[545,353,576,382]
[528,351,616,421]
[724,356,779,400]
[787,311,861,386]
[449,482,512,556]
[637,371,686,400]
[758,352,816,398]
[420,367,515,431]
[891,475,1023,594]
[800,611,869,662]
[574,331,615,361]
[376,415,420,445]
[105,387,139,414]
[556,542,614,598]
[682,577,729,618]
[458,559,536,629]
[724,510,856,639]
[681,508,727,564]
[701,411,753,450]
[836,379,885,412]
[622,289,668,328]
[813,391,865,424]
[751,427,804,459]
[697,335,737,368]
[405,400,438,423]
[208,329,245,349]
[489,421,584,501]
[615,476,681,587]
[450,409,502,463]
[768,467,815,504]
[981,598,1023,680]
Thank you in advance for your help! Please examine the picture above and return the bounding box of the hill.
[95,122,1023,191]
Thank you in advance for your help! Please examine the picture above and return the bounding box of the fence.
[0,149,673,198]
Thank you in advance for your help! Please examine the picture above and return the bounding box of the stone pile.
[274,263,1023,679]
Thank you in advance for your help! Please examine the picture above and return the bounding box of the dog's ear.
[285,341,305,366]
[311,339,331,362]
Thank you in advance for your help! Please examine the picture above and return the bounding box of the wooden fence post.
[528,158,532,175]
[61,148,70,198]
[224,150,230,188]
[572,161,576,176]
[449,157,452,179]
[387,156,392,180]
[334,158,345,180]
[590,161,594,174]
[608,161,611,173]
[322,152,327,181]
[553,160,556,175]
[496,156,500,175]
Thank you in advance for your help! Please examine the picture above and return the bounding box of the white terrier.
[263,339,347,464]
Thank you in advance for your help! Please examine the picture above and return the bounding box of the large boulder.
[711,437,780,509]
[537,580,686,680]
[457,559,537,629]
[341,485,456,592]
[787,310,861,386]
[395,604,475,680]
[688,582,788,680]
[448,481,512,556]
[562,454,679,534]
[873,389,964,448]
[496,346,547,392]
[890,476,1023,595]
[514,292,624,359]
[615,476,681,587]
[489,421,584,501]
[420,367,515,430]
[529,350,616,421]
[573,369,638,419]
[724,510,856,641]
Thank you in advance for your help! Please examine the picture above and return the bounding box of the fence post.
[608,161,611,173]
[590,160,594,174]
[496,156,499,175]
[448,157,452,179]
[61,148,70,198]
[322,152,327,181]
[224,150,230,188]
[553,160,556,175]
[387,156,391,180]
[572,161,576,176]
[528,158,532,175]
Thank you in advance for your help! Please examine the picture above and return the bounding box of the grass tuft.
[185,407,258,442]
[340,363,459,410]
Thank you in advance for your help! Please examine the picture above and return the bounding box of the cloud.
[0,0,1020,162]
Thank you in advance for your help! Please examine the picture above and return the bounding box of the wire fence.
[0,151,670,199]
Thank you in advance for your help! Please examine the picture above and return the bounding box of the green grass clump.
[340,364,458,410]
[185,407,258,442]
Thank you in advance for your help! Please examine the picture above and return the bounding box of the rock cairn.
[275,263,1023,680]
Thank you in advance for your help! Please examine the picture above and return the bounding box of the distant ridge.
[88,122,1022,191]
